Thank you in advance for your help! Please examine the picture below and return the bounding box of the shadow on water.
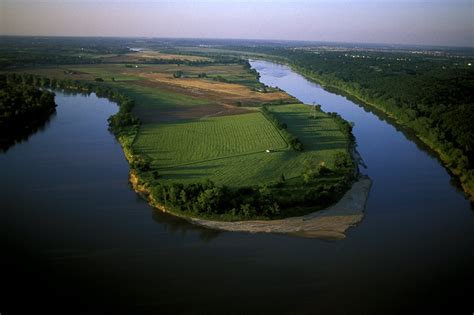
[151,210,222,242]
[0,111,57,152]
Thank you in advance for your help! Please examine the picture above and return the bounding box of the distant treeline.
[0,74,56,150]
[135,56,244,66]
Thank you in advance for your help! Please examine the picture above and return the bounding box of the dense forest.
[225,45,474,198]
[0,74,56,150]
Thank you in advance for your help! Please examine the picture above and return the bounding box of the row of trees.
[327,111,355,142]
[133,169,355,220]
[261,105,304,151]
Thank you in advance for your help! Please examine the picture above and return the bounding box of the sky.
[1,0,473,47]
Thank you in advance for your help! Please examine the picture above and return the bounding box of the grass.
[132,104,350,187]
[134,112,288,165]
[268,104,349,152]
[115,82,209,108]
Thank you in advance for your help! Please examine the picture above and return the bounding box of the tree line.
[261,105,304,151]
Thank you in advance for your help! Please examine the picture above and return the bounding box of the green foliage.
[132,103,355,218]
[212,75,229,83]
[302,159,330,183]
[173,71,183,78]
[133,112,287,170]
[143,175,351,220]
[334,151,352,170]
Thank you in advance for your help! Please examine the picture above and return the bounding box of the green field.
[133,104,350,186]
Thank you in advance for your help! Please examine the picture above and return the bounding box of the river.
[0,61,473,314]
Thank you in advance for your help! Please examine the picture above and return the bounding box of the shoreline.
[129,169,372,240]
[188,176,372,240]
[119,63,372,239]
[15,75,372,239]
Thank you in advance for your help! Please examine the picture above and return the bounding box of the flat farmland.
[268,104,349,153]
[134,112,287,166]
[102,50,212,62]
[133,104,350,186]
[16,62,294,123]
[7,53,348,188]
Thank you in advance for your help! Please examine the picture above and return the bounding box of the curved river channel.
[1,61,473,314]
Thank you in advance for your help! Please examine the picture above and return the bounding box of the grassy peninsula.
[0,38,358,221]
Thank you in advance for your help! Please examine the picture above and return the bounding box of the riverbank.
[189,176,372,239]
[129,169,371,239]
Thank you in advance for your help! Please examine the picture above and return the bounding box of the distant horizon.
[2,0,472,48]
[2,34,473,50]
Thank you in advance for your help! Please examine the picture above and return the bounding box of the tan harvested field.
[9,59,295,123]
[138,72,291,103]
[135,50,211,61]
[103,50,211,62]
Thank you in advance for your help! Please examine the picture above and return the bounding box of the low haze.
[1,0,473,47]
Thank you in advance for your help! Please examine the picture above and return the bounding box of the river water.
[0,61,473,314]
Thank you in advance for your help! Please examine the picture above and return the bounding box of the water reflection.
[0,111,56,152]
[151,210,222,242]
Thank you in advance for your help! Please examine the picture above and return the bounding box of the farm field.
[133,104,350,186]
[15,60,294,123]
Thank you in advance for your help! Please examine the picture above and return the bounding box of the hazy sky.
[1,0,473,47]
